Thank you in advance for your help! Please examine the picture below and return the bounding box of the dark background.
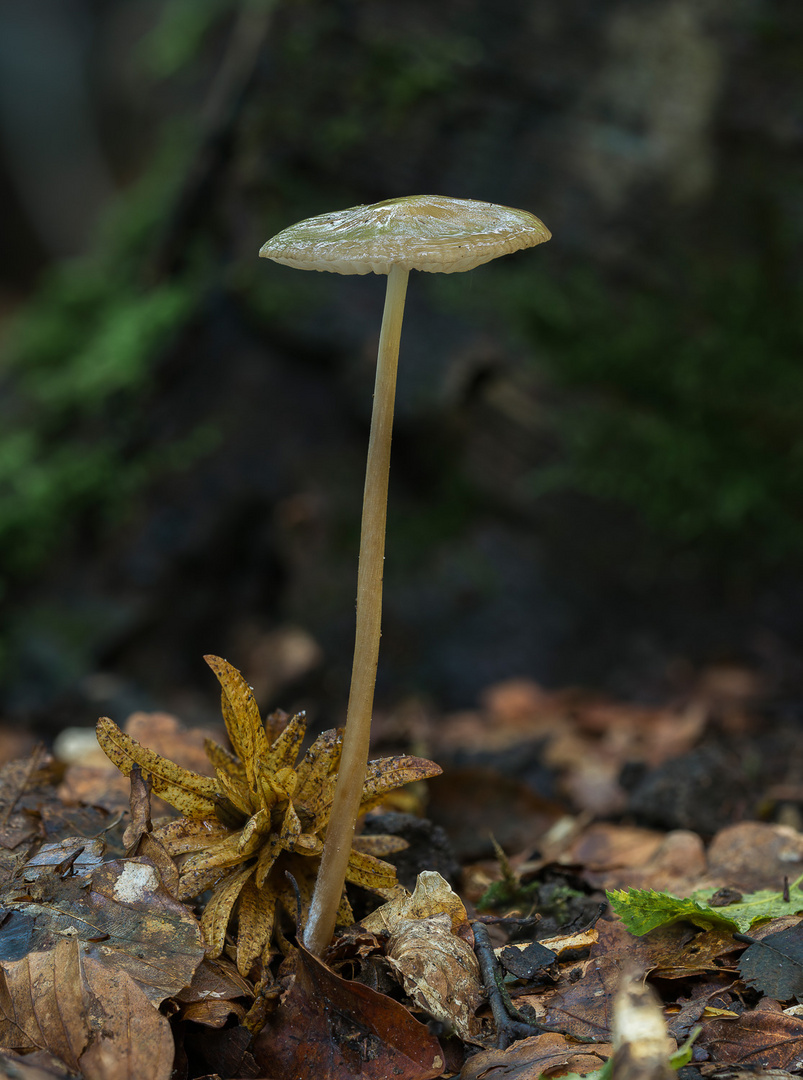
[1,0,802,737]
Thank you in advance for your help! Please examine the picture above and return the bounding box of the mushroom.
[259,194,551,954]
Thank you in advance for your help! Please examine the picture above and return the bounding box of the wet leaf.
[1,856,205,1005]
[739,923,803,1002]
[253,944,445,1079]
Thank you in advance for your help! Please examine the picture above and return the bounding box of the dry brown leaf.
[77,959,175,1080]
[700,1010,803,1070]
[459,1032,612,1079]
[0,938,88,1066]
[20,837,104,879]
[362,870,470,937]
[386,911,483,1041]
[0,748,53,853]
[522,955,621,1042]
[0,937,174,1080]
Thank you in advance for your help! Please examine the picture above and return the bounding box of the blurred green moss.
[0,142,215,589]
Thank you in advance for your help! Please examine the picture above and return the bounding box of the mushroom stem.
[303,262,410,955]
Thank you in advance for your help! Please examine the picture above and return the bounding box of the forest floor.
[1,657,803,1079]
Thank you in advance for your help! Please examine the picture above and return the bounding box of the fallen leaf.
[1,856,205,1004]
[0,748,53,852]
[609,882,803,937]
[536,927,599,962]
[700,1010,803,1069]
[77,957,175,1080]
[386,912,483,1041]
[498,938,558,981]
[252,945,445,1079]
[174,957,253,1028]
[0,937,88,1065]
[19,837,105,879]
[739,923,803,1002]
[648,927,743,979]
[0,937,174,1080]
[362,870,470,937]
[526,956,620,1042]
[459,1032,612,1079]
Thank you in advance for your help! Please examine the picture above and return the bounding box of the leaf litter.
[2,658,803,1076]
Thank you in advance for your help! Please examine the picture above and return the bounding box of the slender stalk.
[303,263,410,955]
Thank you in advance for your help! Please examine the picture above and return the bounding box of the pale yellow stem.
[303,262,410,955]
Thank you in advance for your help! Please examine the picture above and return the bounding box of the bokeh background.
[1,0,802,737]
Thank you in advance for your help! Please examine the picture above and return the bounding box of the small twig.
[572,901,608,934]
[473,914,542,928]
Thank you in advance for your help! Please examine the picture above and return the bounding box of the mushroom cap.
[259,194,551,276]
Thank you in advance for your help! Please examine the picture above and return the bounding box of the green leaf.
[672,1027,702,1070]
[608,884,803,936]
[692,887,803,933]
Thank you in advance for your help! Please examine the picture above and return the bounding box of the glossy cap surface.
[259,194,551,275]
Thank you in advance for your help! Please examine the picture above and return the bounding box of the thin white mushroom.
[259,195,551,955]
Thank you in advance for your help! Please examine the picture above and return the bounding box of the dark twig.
[473,922,606,1050]
[473,914,542,929]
